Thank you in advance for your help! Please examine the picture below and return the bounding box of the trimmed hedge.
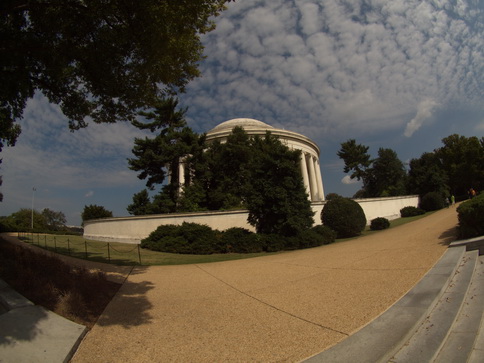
[219,227,262,253]
[311,225,337,244]
[370,217,390,231]
[400,206,425,217]
[321,198,366,238]
[457,193,484,239]
[141,223,220,254]
[141,223,338,254]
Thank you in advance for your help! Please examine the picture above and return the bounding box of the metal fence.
[17,232,142,265]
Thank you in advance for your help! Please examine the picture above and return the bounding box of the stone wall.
[83,195,419,244]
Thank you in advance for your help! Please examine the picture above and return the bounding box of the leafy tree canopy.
[0,0,230,151]
[338,140,407,198]
[435,134,484,196]
[81,204,113,223]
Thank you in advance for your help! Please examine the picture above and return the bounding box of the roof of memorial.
[208,118,274,133]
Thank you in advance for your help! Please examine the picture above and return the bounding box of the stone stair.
[304,239,484,363]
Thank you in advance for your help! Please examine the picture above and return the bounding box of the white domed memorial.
[204,118,325,202]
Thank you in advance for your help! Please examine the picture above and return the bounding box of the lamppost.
[31,187,36,230]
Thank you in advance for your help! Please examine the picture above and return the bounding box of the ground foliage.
[321,198,366,238]
[457,193,484,239]
[370,217,390,231]
[400,206,426,217]
[141,222,336,255]
[0,238,120,328]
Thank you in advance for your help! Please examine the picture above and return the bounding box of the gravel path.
[71,207,458,362]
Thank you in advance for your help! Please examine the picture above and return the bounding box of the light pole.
[31,187,36,230]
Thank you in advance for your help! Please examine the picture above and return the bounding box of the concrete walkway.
[70,207,458,362]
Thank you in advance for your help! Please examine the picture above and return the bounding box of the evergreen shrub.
[321,198,366,238]
[400,206,425,217]
[370,217,390,230]
[219,228,262,253]
[141,222,219,254]
[311,225,337,244]
[420,191,445,211]
[260,234,287,252]
[457,193,484,238]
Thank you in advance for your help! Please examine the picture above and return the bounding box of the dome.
[208,118,274,133]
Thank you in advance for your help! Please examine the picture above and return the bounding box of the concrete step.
[433,253,484,362]
[303,246,467,363]
[466,254,484,363]
[389,250,479,362]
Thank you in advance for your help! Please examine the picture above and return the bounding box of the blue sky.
[1,0,483,226]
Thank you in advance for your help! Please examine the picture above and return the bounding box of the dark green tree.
[367,148,407,197]
[127,189,152,216]
[338,140,407,198]
[128,98,203,210]
[337,139,372,182]
[435,134,484,196]
[81,204,112,223]
[4,208,47,231]
[41,208,66,230]
[1,0,230,148]
[246,132,314,236]
[407,152,449,197]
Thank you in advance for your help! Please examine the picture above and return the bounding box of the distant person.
[470,188,476,199]
[445,197,450,208]
[450,195,455,206]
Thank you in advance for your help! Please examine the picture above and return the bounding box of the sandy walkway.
[71,207,458,362]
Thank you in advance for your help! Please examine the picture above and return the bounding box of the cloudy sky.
[1,0,483,226]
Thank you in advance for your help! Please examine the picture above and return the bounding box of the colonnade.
[300,152,325,202]
[172,154,324,203]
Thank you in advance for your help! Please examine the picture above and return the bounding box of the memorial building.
[203,118,325,202]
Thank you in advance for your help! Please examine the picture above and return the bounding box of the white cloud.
[181,0,483,140]
[404,99,439,137]
[342,175,359,185]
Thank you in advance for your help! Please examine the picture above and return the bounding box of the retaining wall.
[83,195,419,244]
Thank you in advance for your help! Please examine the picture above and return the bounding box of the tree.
[81,204,112,223]
[337,139,372,182]
[127,189,152,216]
[1,0,230,149]
[4,208,47,231]
[338,140,407,198]
[407,152,449,197]
[246,132,314,236]
[435,134,484,196]
[367,148,407,197]
[41,208,66,230]
[128,98,202,209]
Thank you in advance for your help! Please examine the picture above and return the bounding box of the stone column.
[315,158,324,201]
[300,152,311,199]
[307,155,318,201]
[178,161,185,187]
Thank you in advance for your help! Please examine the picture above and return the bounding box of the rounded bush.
[311,225,337,244]
[420,191,445,211]
[457,193,484,239]
[370,217,390,231]
[321,198,366,238]
[219,227,262,253]
[400,206,425,217]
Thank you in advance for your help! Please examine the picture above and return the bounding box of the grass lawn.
[16,212,433,266]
